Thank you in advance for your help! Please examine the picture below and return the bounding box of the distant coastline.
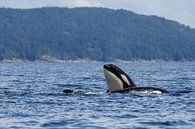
[0,7,195,61]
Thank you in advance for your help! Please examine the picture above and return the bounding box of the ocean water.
[0,61,195,129]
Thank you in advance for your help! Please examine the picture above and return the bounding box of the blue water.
[0,61,195,129]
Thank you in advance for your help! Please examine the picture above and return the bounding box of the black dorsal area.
[63,89,74,93]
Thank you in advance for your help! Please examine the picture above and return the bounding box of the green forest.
[0,7,195,61]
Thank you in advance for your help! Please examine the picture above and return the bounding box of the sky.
[0,0,194,28]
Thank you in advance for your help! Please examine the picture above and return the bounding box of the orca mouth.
[104,64,124,74]
[103,64,112,69]
[104,64,119,72]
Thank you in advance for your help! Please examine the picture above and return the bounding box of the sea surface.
[0,61,195,129]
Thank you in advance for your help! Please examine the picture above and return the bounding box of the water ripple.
[0,61,195,128]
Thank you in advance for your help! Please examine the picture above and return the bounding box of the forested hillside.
[0,7,195,61]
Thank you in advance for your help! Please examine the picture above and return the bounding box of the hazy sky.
[0,0,194,28]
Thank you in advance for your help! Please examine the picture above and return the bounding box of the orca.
[63,64,167,94]
[63,89,86,94]
[104,64,167,94]
[63,89,74,93]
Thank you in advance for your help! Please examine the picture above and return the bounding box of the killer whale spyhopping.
[104,64,167,94]
[63,64,167,94]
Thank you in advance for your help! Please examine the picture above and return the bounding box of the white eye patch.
[120,74,130,85]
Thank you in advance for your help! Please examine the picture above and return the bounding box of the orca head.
[103,64,136,92]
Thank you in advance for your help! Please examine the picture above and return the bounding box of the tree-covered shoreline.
[0,7,195,61]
